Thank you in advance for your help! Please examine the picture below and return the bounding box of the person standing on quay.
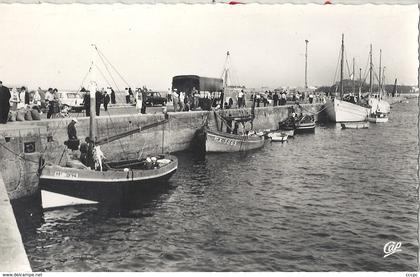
[237,90,244,108]
[172,90,179,112]
[273,91,279,106]
[110,87,116,104]
[125,88,130,104]
[0,81,11,124]
[103,90,110,111]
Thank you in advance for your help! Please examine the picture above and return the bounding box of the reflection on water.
[14,100,418,272]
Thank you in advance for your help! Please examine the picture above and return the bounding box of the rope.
[296,103,328,115]
[0,141,39,164]
[95,47,132,88]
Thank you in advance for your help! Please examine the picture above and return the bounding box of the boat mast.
[89,44,97,142]
[378,49,382,95]
[382,66,386,98]
[305,39,309,89]
[340,34,344,99]
[352,57,355,94]
[369,44,373,95]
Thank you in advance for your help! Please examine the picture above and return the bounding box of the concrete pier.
[0,172,31,272]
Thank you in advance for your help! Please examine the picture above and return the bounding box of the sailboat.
[367,50,390,123]
[204,51,265,153]
[39,45,178,203]
[325,34,370,122]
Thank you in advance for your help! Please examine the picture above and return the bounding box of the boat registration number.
[213,136,238,146]
[54,171,79,179]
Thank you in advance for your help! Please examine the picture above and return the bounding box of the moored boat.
[325,35,370,122]
[39,154,178,203]
[268,132,288,143]
[203,51,265,153]
[39,45,178,204]
[325,98,370,122]
[367,111,388,123]
[205,129,265,152]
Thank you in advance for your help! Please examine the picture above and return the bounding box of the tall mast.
[352,57,355,94]
[369,44,373,95]
[359,67,362,96]
[89,44,97,141]
[305,39,309,89]
[340,34,344,98]
[382,66,386,98]
[378,49,382,94]
[224,51,229,89]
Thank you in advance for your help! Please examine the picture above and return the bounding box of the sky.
[0,3,417,91]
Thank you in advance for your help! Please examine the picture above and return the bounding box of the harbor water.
[15,100,418,271]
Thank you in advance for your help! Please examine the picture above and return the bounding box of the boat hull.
[39,154,178,203]
[325,99,370,122]
[295,122,315,133]
[205,129,265,153]
[340,122,369,129]
[367,116,388,123]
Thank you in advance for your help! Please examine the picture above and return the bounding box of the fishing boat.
[367,49,390,123]
[205,128,265,152]
[340,122,369,129]
[325,34,370,122]
[203,51,265,153]
[39,45,178,204]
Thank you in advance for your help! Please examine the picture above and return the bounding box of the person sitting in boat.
[151,156,159,169]
[145,156,154,169]
[79,137,89,166]
[94,145,106,171]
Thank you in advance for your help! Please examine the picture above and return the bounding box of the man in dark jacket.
[0,81,11,123]
[103,91,110,111]
[66,118,79,150]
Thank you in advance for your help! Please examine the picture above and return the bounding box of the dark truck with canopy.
[172,75,224,110]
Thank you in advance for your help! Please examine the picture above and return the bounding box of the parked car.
[145,92,167,106]
[58,91,84,112]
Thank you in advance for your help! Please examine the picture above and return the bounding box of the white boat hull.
[368,116,389,123]
[325,99,370,122]
[269,133,288,142]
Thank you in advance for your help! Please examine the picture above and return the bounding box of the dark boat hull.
[39,154,178,204]
[295,122,316,133]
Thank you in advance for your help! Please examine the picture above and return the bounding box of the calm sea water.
[16,99,418,272]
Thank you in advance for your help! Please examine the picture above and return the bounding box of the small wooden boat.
[341,122,369,129]
[268,132,288,143]
[279,114,315,134]
[295,120,315,133]
[367,112,389,123]
[205,129,265,152]
[277,129,294,137]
